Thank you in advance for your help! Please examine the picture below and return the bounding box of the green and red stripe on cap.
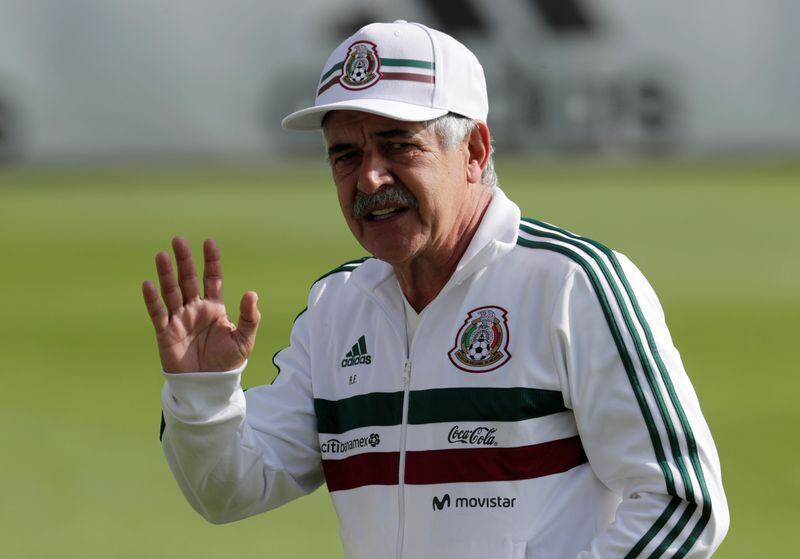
[317,58,435,96]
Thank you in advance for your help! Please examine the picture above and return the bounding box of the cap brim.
[281,99,448,131]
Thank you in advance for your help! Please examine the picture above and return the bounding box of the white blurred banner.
[0,0,798,161]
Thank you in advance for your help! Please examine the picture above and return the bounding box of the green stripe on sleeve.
[313,256,371,284]
[650,503,697,558]
[518,221,712,557]
[626,497,683,558]
[515,234,676,495]
[520,222,693,498]
[674,505,713,558]
[520,219,712,556]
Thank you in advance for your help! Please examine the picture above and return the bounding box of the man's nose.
[356,152,394,193]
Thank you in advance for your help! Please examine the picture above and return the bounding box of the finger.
[203,238,224,301]
[142,280,168,333]
[156,251,183,314]
[235,291,261,352]
[172,236,200,303]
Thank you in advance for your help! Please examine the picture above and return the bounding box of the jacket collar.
[350,186,521,296]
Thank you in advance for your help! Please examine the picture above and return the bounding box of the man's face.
[323,111,478,266]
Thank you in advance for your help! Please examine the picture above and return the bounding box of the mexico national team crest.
[448,306,511,373]
[339,41,381,90]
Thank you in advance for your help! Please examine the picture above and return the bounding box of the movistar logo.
[341,335,372,367]
[432,494,451,511]
[432,493,516,511]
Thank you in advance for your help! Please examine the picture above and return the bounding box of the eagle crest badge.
[339,41,381,90]
[448,306,511,373]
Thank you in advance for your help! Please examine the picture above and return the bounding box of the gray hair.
[428,113,497,190]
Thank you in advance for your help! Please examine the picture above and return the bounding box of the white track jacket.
[161,188,728,558]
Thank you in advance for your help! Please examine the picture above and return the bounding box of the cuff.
[161,361,247,422]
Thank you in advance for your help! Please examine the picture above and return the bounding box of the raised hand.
[142,237,260,373]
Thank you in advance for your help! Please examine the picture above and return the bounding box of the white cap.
[281,20,488,130]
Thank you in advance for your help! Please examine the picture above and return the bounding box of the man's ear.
[466,122,491,185]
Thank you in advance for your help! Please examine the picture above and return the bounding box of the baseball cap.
[281,20,488,130]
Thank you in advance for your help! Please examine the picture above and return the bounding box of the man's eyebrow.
[326,129,416,157]
[326,143,355,157]
[370,129,415,140]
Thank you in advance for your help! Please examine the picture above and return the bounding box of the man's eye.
[333,152,359,167]
[389,142,415,152]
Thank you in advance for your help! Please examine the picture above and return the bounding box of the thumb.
[235,291,261,351]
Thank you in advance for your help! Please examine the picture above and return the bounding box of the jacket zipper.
[395,358,412,559]
[370,290,433,559]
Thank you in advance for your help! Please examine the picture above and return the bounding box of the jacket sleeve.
[160,308,324,524]
[550,253,729,558]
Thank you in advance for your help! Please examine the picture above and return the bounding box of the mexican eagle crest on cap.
[448,306,512,373]
[339,41,381,90]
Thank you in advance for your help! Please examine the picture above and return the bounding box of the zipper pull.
[402,360,411,385]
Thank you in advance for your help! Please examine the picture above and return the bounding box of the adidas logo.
[341,335,372,367]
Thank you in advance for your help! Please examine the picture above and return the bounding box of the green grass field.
[0,159,797,557]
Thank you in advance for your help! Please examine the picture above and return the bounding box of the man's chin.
[353,216,424,265]
[362,238,423,267]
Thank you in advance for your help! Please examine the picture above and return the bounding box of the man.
[144,21,728,558]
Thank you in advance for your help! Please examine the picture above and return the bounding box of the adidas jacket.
[161,188,728,558]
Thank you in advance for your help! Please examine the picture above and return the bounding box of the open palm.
[142,237,260,373]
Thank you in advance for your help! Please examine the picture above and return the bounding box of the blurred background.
[0,1,797,557]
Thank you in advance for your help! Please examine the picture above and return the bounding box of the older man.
[145,21,728,558]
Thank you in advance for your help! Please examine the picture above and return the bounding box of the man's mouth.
[366,206,408,222]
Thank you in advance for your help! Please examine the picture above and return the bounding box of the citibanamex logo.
[447,425,498,446]
[320,433,380,454]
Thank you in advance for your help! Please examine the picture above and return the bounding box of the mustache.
[352,185,419,220]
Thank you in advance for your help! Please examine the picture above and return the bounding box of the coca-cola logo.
[447,425,498,446]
